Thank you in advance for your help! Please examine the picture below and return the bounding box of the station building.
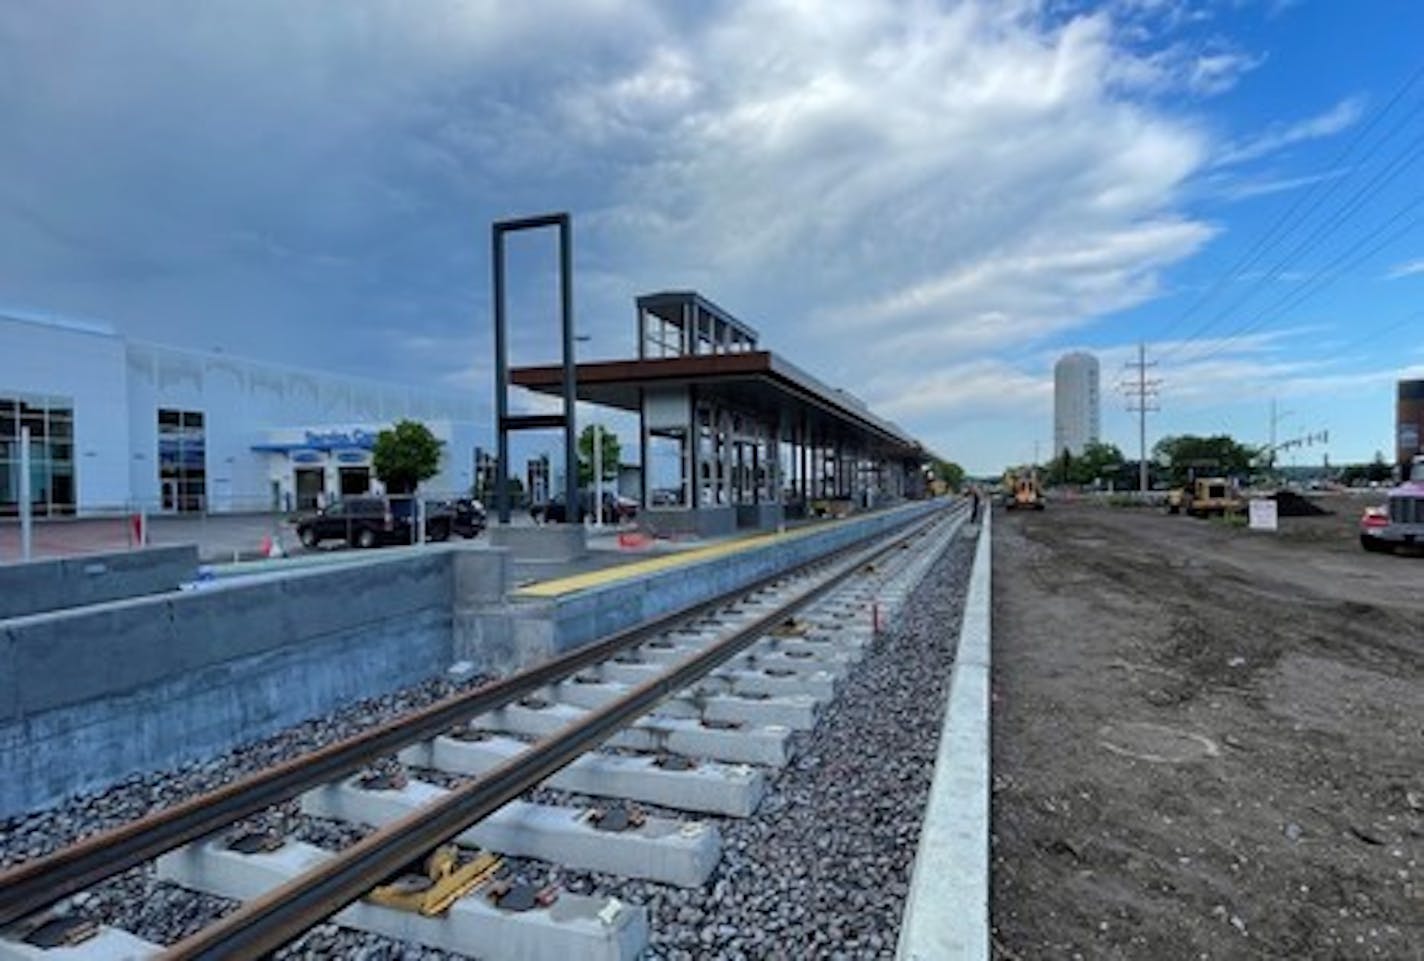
[0,313,481,517]
[512,290,931,536]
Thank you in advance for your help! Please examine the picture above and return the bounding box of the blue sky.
[1,1,1420,474]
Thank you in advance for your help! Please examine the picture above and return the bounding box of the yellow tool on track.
[366,846,502,917]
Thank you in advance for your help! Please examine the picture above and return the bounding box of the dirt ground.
[990,497,1422,960]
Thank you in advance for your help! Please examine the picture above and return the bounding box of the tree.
[1045,442,1122,486]
[503,474,526,507]
[1152,434,1259,487]
[577,424,621,487]
[372,420,443,494]
[1072,441,1124,486]
[931,459,965,492]
[1365,451,1393,484]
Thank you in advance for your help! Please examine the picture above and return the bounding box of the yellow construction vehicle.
[1167,477,1243,517]
[1001,468,1045,511]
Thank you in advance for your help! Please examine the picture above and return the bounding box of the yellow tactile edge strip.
[513,518,846,598]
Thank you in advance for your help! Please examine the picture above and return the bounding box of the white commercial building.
[1053,351,1100,458]
[1,313,482,517]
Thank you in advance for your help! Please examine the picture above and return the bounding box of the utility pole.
[1119,343,1161,494]
[1267,399,1294,472]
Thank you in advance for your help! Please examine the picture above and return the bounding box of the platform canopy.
[510,290,934,535]
[511,350,926,461]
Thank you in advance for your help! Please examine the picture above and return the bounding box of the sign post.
[1248,498,1278,532]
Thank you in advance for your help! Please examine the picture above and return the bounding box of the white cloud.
[1216,97,1364,166]
[1387,258,1424,279]
[559,4,1213,359]
[1210,167,1347,201]
[1187,50,1266,95]
[0,0,1241,471]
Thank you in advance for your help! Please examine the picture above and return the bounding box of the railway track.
[0,502,968,961]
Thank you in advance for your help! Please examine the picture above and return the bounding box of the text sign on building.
[304,429,377,450]
[1248,498,1278,532]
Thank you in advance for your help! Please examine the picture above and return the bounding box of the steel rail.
[160,506,956,960]
[0,503,953,928]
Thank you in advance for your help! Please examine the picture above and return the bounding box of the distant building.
[1053,351,1101,458]
[1,313,482,516]
[1398,379,1424,468]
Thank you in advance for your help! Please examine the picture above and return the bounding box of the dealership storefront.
[253,425,466,511]
[0,393,77,517]
[1,313,482,516]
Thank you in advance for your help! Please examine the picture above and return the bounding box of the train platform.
[510,514,849,597]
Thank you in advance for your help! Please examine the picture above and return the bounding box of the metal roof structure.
[511,350,926,460]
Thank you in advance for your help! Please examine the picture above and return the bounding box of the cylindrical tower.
[1053,352,1101,458]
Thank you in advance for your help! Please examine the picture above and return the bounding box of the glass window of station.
[158,408,206,512]
[0,393,76,517]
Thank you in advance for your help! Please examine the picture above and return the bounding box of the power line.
[1178,191,1424,367]
[1160,121,1424,364]
[1154,62,1424,347]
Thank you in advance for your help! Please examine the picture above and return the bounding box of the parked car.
[296,495,453,549]
[448,497,487,538]
[530,491,636,525]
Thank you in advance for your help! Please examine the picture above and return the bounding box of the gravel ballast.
[2,518,976,959]
[509,530,976,961]
[0,675,491,956]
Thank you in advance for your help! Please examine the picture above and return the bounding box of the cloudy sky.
[2,0,1421,473]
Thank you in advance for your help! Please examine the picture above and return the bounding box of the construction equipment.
[1167,477,1243,517]
[1001,468,1045,511]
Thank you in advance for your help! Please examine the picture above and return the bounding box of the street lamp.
[574,334,605,529]
[593,422,604,529]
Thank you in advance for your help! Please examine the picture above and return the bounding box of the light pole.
[575,333,603,528]
[19,426,32,561]
[593,422,603,529]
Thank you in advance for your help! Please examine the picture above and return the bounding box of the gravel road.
[991,500,1422,960]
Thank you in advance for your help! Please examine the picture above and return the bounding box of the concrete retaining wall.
[478,500,944,670]
[0,500,945,816]
[488,525,588,562]
[0,544,509,817]
[0,545,198,619]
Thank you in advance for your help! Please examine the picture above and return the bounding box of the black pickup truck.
[295,495,453,549]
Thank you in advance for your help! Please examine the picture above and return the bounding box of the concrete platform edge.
[896,508,991,961]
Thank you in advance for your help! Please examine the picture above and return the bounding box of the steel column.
[491,212,577,525]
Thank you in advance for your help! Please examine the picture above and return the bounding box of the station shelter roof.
[510,350,928,461]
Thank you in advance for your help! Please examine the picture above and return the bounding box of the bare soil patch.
[990,501,1421,960]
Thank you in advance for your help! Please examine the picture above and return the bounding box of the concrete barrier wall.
[0,545,198,619]
[897,509,991,961]
[0,499,945,816]
[479,500,947,669]
[0,546,514,817]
